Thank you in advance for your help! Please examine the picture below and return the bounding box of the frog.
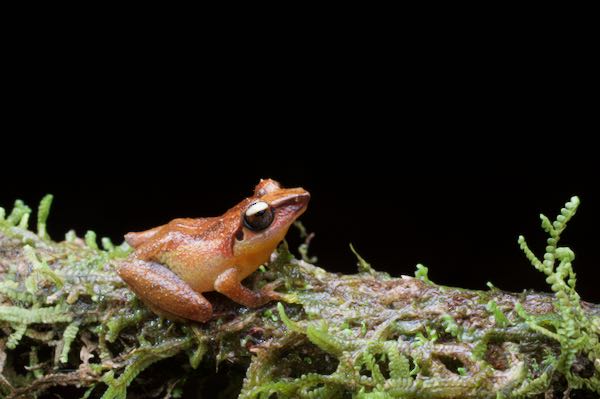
[117,178,310,322]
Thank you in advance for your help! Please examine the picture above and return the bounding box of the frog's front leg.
[214,268,280,308]
[117,259,212,322]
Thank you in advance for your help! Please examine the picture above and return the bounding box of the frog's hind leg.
[117,259,212,322]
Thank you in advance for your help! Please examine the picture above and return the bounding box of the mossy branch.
[1,196,599,399]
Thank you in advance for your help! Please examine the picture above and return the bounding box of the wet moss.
[0,196,598,398]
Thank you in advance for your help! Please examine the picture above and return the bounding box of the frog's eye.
[244,201,274,231]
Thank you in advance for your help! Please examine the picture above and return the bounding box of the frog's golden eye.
[244,201,274,231]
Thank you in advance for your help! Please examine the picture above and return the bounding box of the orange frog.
[117,179,310,322]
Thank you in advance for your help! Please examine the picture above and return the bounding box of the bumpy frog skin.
[117,179,310,322]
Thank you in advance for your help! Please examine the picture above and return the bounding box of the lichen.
[0,195,599,398]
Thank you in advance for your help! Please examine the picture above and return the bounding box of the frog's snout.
[288,190,310,218]
[293,191,310,205]
[272,189,310,216]
[295,191,310,208]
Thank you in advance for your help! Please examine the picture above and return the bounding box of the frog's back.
[125,217,214,247]
[126,215,240,263]
[129,216,240,293]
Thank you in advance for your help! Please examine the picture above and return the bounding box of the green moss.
[24,244,64,291]
[59,321,80,363]
[0,304,72,324]
[6,323,26,349]
[85,230,99,250]
[516,196,600,393]
[238,196,599,398]
[414,263,431,283]
[28,346,43,379]
[486,300,509,328]
[350,244,377,275]
[106,308,149,343]
[440,313,462,338]
[1,194,599,398]
[36,194,53,240]
[6,199,31,226]
[100,337,192,399]
[187,339,208,369]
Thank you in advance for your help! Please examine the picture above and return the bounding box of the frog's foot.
[118,259,212,322]
[258,280,285,301]
[214,268,278,308]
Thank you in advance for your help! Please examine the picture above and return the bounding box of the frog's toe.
[259,280,284,299]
